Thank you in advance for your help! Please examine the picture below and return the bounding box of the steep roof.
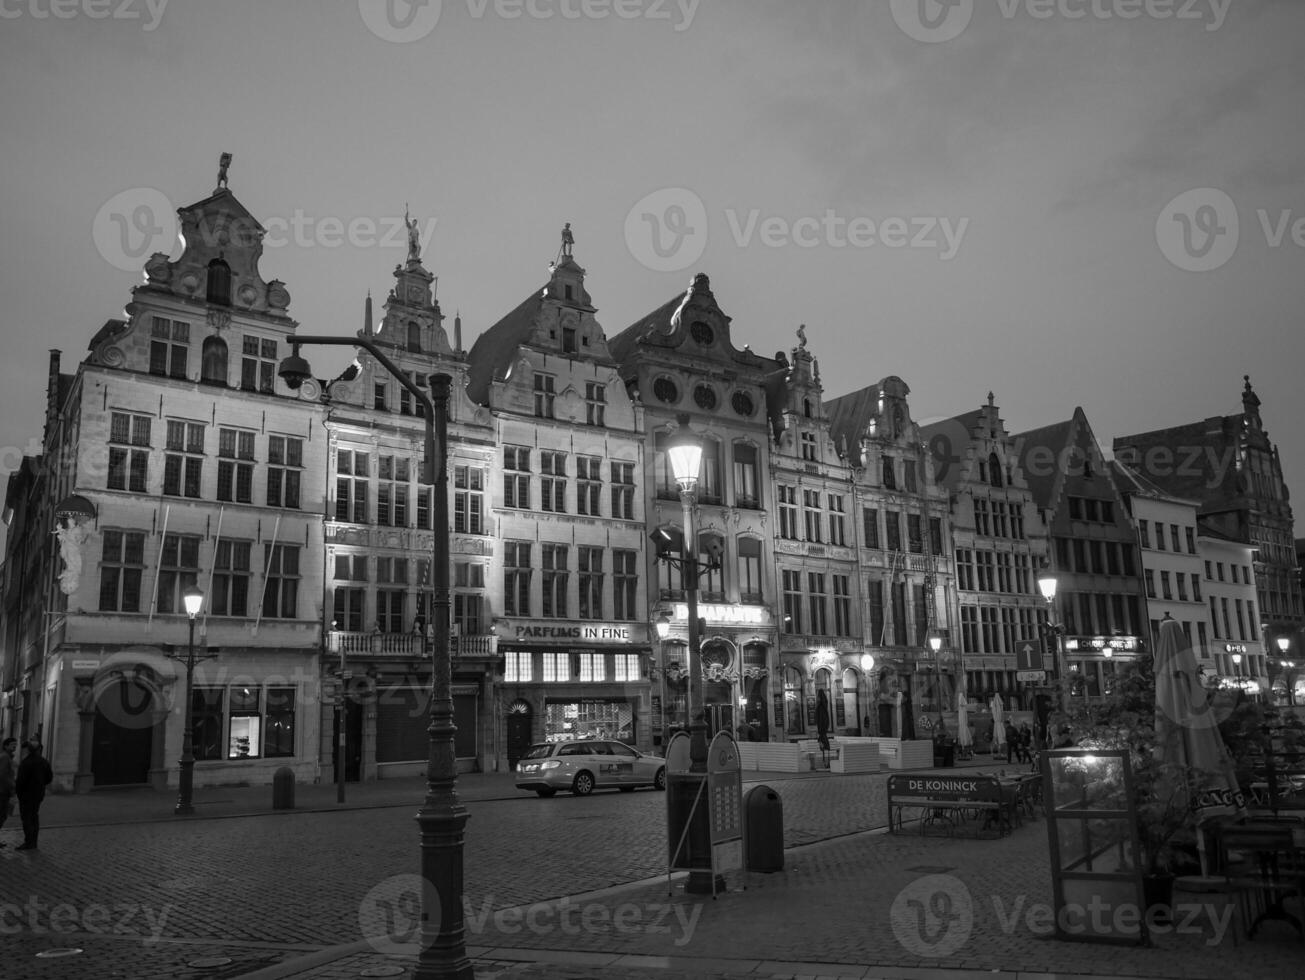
[1011,417,1075,511]
[919,409,984,491]
[464,287,546,403]
[825,384,883,466]
[1112,415,1243,507]
[607,292,684,363]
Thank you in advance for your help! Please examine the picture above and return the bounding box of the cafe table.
[1218,821,1305,942]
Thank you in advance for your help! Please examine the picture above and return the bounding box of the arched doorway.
[506,699,533,770]
[701,639,735,738]
[91,671,157,786]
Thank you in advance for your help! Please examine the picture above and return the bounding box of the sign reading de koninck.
[899,776,982,801]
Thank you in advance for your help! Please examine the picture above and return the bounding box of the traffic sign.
[1016,642,1044,672]
[1017,670,1046,683]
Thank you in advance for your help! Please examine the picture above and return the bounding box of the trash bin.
[744,784,783,873]
[933,743,955,768]
[272,766,295,810]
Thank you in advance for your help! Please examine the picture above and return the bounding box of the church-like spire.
[1242,374,1261,420]
[454,310,463,354]
[364,290,373,337]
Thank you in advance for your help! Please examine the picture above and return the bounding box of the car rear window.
[521,744,554,760]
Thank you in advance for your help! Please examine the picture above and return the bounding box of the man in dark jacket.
[14,740,52,851]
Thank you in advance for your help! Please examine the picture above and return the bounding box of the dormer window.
[407,321,421,353]
[206,256,232,307]
[988,452,1003,489]
[803,398,812,418]
[201,336,228,385]
[564,284,574,301]
[563,327,577,354]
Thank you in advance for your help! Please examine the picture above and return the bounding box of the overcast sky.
[2,0,1303,548]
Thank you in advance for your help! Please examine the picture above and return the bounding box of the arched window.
[698,532,725,598]
[654,526,685,597]
[783,666,805,735]
[200,336,228,385]
[407,321,421,353]
[652,430,677,500]
[988,452,1003,488]
[841,667,859,733]
[803,398,812,418]
[699,438,722,503]
[736,536,763,602]
[206,257,232,307]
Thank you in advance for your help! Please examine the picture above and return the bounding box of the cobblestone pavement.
[4,760,1298,979]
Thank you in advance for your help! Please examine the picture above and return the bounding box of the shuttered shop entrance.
[376,685,479,763]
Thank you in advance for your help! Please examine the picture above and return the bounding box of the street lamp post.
[1037,572,1072,728]
[654,613,672,741]
[173,584,206,815]
[928,633,945,732]
[656,413,723,895]
[1276,636,1292,706]
[279,339,471,980]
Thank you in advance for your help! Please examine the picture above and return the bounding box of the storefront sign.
[71,660,100,670]
[672,603,768,626]
[514,624,631,641]
[1063,636,1141,656]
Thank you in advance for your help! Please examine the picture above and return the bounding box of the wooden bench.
[830,742,880,774]
[736,741,804,772]
[887,773,1014,838]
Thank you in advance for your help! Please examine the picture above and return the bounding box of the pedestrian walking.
[0,737,15,846]
[1004,722,1018,764]
[1018,723,1034,764]
[14,740,53,851]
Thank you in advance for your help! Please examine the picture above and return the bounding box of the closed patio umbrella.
[956,692,973,751]
[991,694,1006,756]
[815,689,832,755]
[1153,615,1247,871]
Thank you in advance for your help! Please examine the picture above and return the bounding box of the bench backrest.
[888,773,1001,803]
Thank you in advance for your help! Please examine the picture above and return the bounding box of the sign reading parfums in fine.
[707,732,743,874]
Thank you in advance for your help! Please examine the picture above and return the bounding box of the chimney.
[454,311,462,355]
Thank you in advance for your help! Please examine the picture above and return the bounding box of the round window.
[731,391,754,416]
[694,385,717,410]
[653,377,679,404]
[690,320,714,345]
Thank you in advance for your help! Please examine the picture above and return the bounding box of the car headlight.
[540,760,561,770]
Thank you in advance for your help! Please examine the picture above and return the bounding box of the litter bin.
[933,743,955,768]
[272,766,295,810]
[744,784,783,873]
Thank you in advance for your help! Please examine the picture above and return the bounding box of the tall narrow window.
[881,456,896,490]
[862,508,880,549]
[151,317,189,379]
[540,451,567,513]
[201,336,229,384]
[504,447,531,509]
[782,570,802,634]
[892,582,908,646]
[699,439,722,503]
[376,456,409,528]
[827,494,846,546]
[800,431,817,462]
[267,436,302,509]
[262,544,300,619]
[737,537,763,603]
[698,533,724,598]
[533,373,556,418]
[108,412,150,492]
[929,517,944,555]
[240,336,277,393]
[903,459,918,493]
[610,462,634,519]
[504,542,532,617]
[98,530,145,612]
[885,510,901,552]
[217,428,255,503]
[212,541,251,617]
[578,547,603,620]
[907,513,923,554]
[733,442,759,508]
[163,420,205,498]
[206,257,232,306]
[577,457,602,516]
[584,382,606,426]
[454,466,484,533]
[407,321,422,352]
[833,575,851,636]
[336,450,369,524]
[868,579,885,645]
[807,572,828,635]
[803,490,822,543]
[542,544,568,618]
[613,549,638,620]
[157,533,201,614]
[779,486,798,540]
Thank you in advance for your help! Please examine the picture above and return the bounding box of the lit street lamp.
[928,633,945,732]
[1037,571,1072,726]
[173,584,206,815]
[280,338,470,980]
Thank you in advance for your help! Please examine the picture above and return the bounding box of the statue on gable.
[561,222,574,257]
[216,152,232,190]
[796,323,807,350]
[405,205,421,263]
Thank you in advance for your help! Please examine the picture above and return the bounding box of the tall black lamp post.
[173,583,206,815]
[1037,571,1071,731]
[279,338,470,980]
[653,413,722,895]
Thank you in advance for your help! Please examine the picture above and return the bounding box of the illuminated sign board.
[514,624,632,641]
[672,603,768,626]
[1063,636,1141,656]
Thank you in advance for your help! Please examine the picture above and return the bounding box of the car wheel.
[535,788,557,798]
[572,771,595,796]
[618,786,635,793]
[654,767,667,791]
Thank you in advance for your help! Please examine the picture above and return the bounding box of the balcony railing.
[328,631,497,658]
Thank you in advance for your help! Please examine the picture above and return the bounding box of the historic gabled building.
[609,273,780,744]
[467,234,651,763]
[1013,409,1148,703]
[1113,378,1303,650]
[319,230,499,777]
[920,394,1050,712]
[827,376,956,739]
[2,161,328,791]
[764,329,868,741]
[1199,525,1267,699]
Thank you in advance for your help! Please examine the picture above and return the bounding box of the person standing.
[1004,722,1019,764]
[14,740,52,851]
[0,737,15,846]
